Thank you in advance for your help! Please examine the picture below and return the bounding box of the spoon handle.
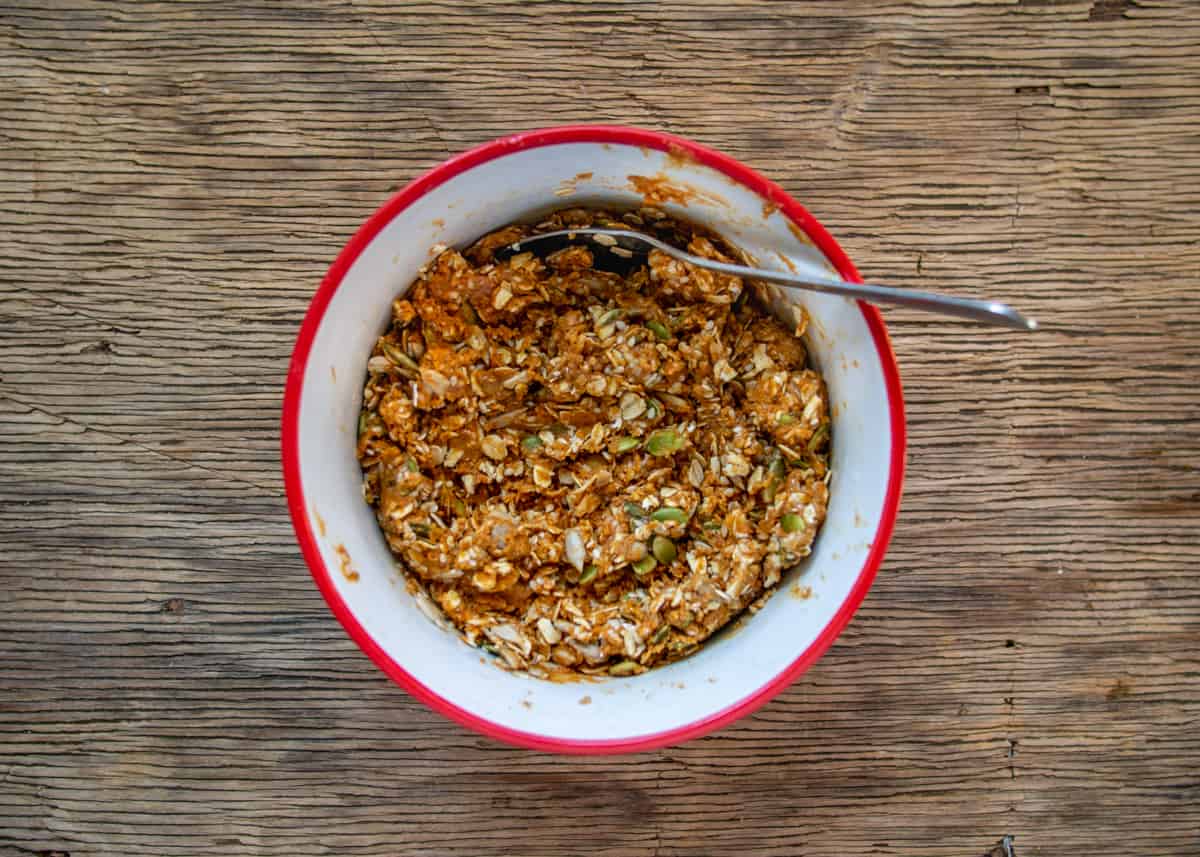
[685,255,1038,331]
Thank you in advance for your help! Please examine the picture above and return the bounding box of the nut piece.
[537,617,562,644]
[481,434,508,461]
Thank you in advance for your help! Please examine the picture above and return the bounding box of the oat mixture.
[357,207,831,679]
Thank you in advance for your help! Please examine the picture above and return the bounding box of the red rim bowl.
[282,125,906,753]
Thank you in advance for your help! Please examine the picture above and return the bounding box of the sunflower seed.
[619,392,647,421]
[564,528,586,572]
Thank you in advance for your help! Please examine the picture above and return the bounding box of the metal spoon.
[507,227,1037,331]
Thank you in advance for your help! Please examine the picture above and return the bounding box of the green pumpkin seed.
[651,535,677,565]
[764,453,787,502]
[404,457,419,473]
[632,556,657,576]
[578,565,598,585]
[646,320,671,341]
[624,502,648,520]
[807,425,829,453]
[597,307,623,326]
[451,498,467,517]
[460,302,480,325]
[781,513,804,533]
[644,428,683,456]
[358,411,370,435]
[480,642,499,656]
[776,413,797,426]
[702,519,722,532]
[614,436,640,453]
[410,522,431,538]
[521,434,543,452]
[608,660,639,676]
[650,506,687,523]
[651,626,670,645]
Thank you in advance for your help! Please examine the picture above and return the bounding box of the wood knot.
[1106,678,1132,701]
[1089,0,1131,21]
[161,598,185,614]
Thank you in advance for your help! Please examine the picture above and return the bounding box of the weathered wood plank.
[1,1,1197,855]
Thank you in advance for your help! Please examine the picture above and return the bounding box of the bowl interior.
[287,137,901,748]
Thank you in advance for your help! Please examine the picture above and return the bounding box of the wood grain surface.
[2,1,1198,855]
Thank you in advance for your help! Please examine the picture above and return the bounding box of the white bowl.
[282,126,905,753]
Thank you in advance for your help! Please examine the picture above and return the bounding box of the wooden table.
[3,2,1198,855]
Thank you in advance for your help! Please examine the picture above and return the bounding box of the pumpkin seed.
[459,302,480,325]
[614,436,640,453]
[702,519,722,532]
[608,660,639,676]
[651,535,677,564]
[781,513,804,533]
[624,502,648,519]
[410,522,431,538]
[404,457,419,473]
[521,434,543,452]
[650,626,670,645]
[777,413,797,426]
[578,564,598,585]
[807,424,829,453]
[597,307,623,326]
[650,506,687,523]
[644,428,683,456]
[632,555,657,576]
[646,320,671,341]
[451,498,467,517]
[764,453,786,502]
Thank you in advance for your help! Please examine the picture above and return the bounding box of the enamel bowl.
[282,126,905,753]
